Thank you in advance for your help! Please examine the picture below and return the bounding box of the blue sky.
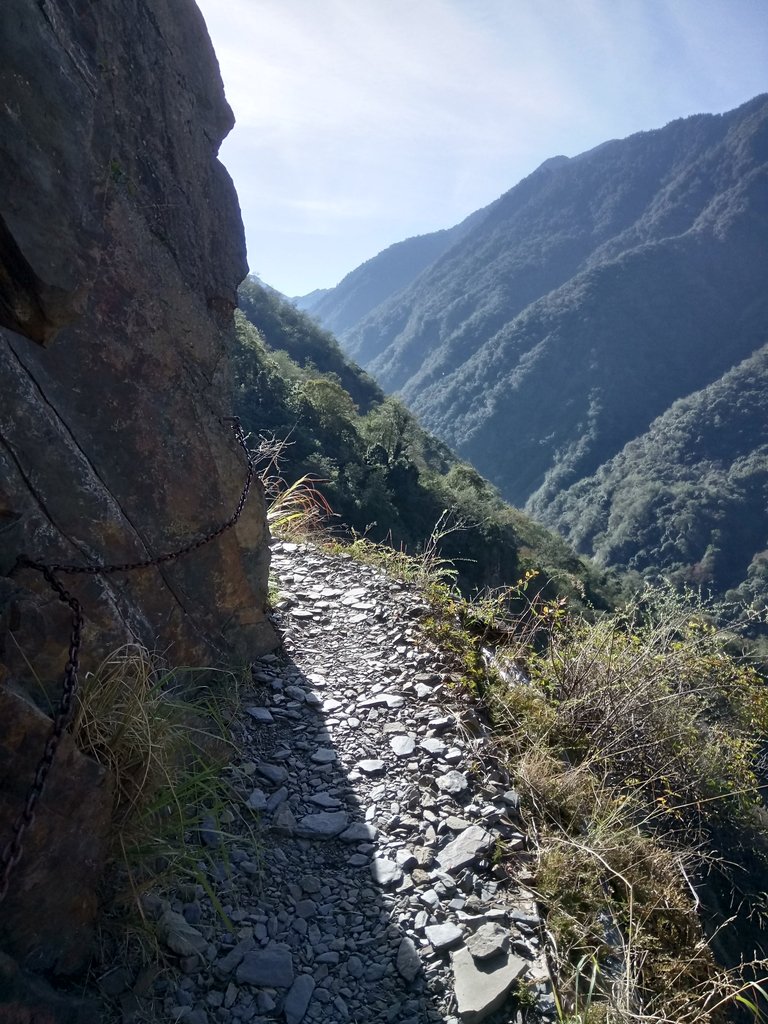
[195,0,768,298]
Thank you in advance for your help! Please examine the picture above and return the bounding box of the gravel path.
[110,541,555,1024]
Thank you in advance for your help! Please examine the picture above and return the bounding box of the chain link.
[0,417,256,903]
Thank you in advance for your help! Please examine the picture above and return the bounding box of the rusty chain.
[0,417,256,903]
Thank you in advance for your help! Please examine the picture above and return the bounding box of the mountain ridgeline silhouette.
[299,95,768,605]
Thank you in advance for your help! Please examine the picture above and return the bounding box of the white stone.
[390,735,416,757]
[370,858,402,887]
[436,770,469,794]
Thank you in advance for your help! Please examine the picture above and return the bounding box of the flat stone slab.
[396,937,421,982]
[339,821,378,842]
[437,825,494,873]
[390,735,416,757]
[158,910,208,956]
[357,759,385,775]
[425,923,463,950]
[236,945,294,988]
[420,737,447,756]
[295,811,349,838]
[310,747,337,764]
[245,706,274,723]
[256,762,289,785]
[451,946,527,1022]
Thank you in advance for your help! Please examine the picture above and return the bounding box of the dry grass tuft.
[485,584,768,1022]
[71,644,249,926]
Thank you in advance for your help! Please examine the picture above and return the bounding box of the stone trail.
[108,541,556,1024]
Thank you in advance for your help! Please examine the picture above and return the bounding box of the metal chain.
[0,417,256,903]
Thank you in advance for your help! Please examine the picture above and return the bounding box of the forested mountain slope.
[541,343,768,608]
[233,277,618,608]
[296,206,491,338]
[307,94,768,604]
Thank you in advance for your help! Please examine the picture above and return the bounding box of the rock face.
[0,951,100,1024]
[0,687,113,975]
[0,0,275,984]
[0,0,276,700]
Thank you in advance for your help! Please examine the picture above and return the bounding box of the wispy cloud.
[197,0,768,294]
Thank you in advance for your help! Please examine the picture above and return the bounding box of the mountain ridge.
[301,93,768,606]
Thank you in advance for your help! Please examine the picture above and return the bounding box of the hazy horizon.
[195,0,768,297]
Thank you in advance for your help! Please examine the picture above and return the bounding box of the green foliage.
[238,275,382,411]
[306,96,768,630]
[544,345,768,624]
[485,583,768,1022]
[232,281,617,608]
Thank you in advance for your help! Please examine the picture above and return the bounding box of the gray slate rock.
[339,821,378,842]
[246,707,274,724]
[271,804,297,834]
[295,811,349,838]
[284,973,315,1024]
[437,825,494,873]
[158,910,207,956]
[396,937,422,982]
[247,789,268,811]
[256,763,289,785]
[236,945,294,988]
[451,946,527,1022]
[358,759,385,775]
[466,922,509,961]
[310,748,337,764]
[424,923,463,951]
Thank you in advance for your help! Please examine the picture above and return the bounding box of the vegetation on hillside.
[232,277,619,609]
[307,95,768,610]
[542,344,768,624]
[352,535,768,1022]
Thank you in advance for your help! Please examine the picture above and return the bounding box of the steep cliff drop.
[0,0,276,1002]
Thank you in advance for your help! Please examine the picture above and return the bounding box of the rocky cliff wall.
[0,0,276,696]
[0,0,276,986]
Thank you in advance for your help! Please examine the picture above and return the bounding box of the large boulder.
[0,0,276,982]
[0,0,276,696]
